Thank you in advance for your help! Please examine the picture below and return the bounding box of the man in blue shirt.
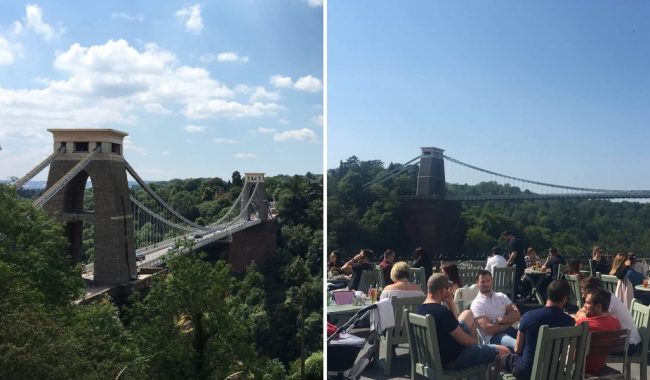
[501,280,575,379]
[417,273,510,370]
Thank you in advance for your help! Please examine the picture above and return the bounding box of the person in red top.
[575,288,621,375]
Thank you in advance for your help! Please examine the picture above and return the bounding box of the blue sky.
[329,1,650,190]
[0,1,322,181]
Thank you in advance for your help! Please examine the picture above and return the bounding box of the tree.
[128,254,256,380]
[232,171,243,187]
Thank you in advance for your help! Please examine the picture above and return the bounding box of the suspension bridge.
[12,129,274,287]
[365,147,650,201]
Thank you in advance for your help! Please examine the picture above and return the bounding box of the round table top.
[634,285,650,292]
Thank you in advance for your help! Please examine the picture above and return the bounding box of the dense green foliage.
[0,170,322,379]
[328,157,650,259]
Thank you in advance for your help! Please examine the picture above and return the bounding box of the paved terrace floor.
[330,303,648,380]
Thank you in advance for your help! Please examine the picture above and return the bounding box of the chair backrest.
[630,298,650,329]
[556,263,566,280]
[565,274,583,308]
[405,312,444,379]
[453,285,480,311]
[459,268,480,288]
[530,323,590,380]
[493,266,516,299]
[600,274,618,294]
[409,267,426,293]
[588,259,597,278]
[587,329,629,359]
[357,269,377,294]
[386,295,426,343]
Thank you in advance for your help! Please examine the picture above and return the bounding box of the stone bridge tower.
[240,173,269,221]
[416,147,446,197]
[43,129,137,286]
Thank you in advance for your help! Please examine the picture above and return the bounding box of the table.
[327,302,370,326]
[524,269,551,304]
[634,285,650,292]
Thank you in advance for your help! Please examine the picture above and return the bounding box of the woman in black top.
[412,246,433,282]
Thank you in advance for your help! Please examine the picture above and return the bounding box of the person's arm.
[341,253,363,273]
[450,325,477,347]
[514,331,525,355]
[475,315,510,336]
[507,251,517,266]
[497,303,521,325]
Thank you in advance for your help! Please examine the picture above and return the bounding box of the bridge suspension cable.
[443,155,615,193]
[33,147,101,208]
[363,155,420,187]
[124,160,207,230]
[13,145,65,190]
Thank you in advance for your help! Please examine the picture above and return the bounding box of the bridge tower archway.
[43,129,137,286]
[241,173,269,221]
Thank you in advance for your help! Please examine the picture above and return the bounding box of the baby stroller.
[327,303,382,380]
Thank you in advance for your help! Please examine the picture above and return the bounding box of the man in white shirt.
[485,246,507,275]
[576,277,642,354]
[471,270,521,352]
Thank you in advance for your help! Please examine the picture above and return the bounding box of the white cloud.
[12,21,23,35]
[0,35,21,65]
[250,87,281,102]
[123,136,147,156]
[175,4,203,34]
[270,75,294,88]
[144,103,172,114]
[111,12,144,22]
[294,75,322,92]
[273,128,318,142]
[311,114,323,127]
[278,119,290,125]
[24,4,61,41]
[214,138,236,144]
[270,74,322,92]
[185,99,281,119]
[250,126,276,134]
[184,125,205,133]
[216,52,249,63]
[0,39,282,140]
[234,153,256,159]
[308,0,323,6]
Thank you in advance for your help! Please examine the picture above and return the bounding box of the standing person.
[341,249,375,291]
[379,249,396,286]
[503,230,526,300]
[412,246,433,283]
[500,280,576,379]
[575,289,622,375]
[416,274,510,370]
[470,270,521,352]
[590,245,610,275]
[485,246,507,275]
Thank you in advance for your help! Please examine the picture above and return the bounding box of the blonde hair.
[390,261,411,282]
[610,253,627,275]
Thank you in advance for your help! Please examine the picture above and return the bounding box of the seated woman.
[567,259,585,281]
[442,263,463,296]
[380,261,425,301]
[327,251,343,277]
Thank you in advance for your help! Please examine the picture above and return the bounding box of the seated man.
[485,246,507,275]
[576,277,642,355]
[470,270,521,351]
[501,280,576,379]
[575,288,621,375]
[341,249,374,291]
[417,273,510,370]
